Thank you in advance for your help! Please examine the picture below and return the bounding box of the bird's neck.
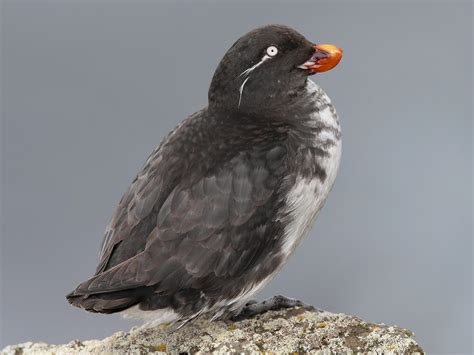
[209,79,321,120]
[206,79,340,153]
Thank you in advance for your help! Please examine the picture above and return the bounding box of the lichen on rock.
[1,306,423,354]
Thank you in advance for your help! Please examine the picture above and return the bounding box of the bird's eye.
[266,46,278,57]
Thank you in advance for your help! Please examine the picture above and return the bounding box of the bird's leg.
[231,295,315,321]
[244,299,258,306]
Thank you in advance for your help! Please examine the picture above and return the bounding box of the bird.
[67,24,343,326]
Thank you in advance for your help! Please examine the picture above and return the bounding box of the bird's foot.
[231,295,315,321]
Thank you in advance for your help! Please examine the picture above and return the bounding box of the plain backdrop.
[1,1,472,353]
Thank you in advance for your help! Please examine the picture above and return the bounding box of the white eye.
[266,46,278,57]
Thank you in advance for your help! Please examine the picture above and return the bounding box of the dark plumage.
[67,24,343,324]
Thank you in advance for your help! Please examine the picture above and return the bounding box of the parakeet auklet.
[67,24,343,325]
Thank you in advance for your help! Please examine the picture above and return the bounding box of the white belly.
[121,305,181,326]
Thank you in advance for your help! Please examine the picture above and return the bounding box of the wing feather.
[72,110,289,302]
[73,150,282,297]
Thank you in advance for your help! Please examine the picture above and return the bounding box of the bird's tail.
[66,282,148,314]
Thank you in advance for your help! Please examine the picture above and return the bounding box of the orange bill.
[299,44,343,73]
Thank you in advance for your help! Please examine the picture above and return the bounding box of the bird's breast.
[278,79,342,259]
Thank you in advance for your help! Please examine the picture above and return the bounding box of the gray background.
[1,1,472,353]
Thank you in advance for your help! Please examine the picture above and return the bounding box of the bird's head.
[208,24,342,117]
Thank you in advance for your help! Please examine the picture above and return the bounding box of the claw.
[231,295,315,321]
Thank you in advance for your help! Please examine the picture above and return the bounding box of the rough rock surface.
[1,306,423,354]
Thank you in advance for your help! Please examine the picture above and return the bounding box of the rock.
[1,305,423,354]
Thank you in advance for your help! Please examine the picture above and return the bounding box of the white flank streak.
[240,54,270,77]
[237,54,272,108]
[281,79,342,258]
[238,76,250,107]
[121,306,180,327]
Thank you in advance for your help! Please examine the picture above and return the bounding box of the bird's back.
[67,106,298,319]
